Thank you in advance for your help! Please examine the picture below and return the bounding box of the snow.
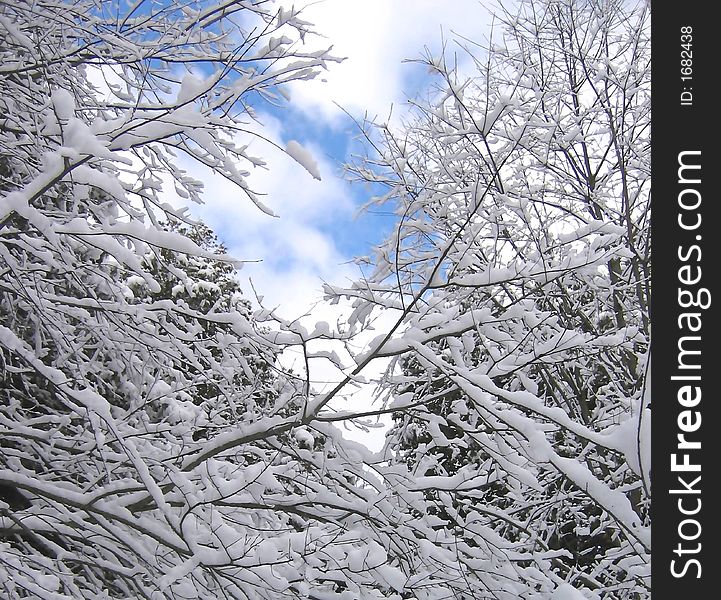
[0,1,651,597]
[177,73,208,104]
[285,140,322,180]
[552,583,589,600]
[599,405,650,480]
[294,426,315,448]
[0,16,35,51]
[51,88,75,122]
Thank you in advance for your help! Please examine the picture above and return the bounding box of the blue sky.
[181,0,494,318]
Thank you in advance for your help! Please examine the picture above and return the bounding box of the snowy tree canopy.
[1,0,650,598]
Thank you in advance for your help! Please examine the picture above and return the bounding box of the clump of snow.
[285,140,321,180]
[600,400,650,482]
[51,88,75,122]
[177,72,208,104]
[293,427,315,448]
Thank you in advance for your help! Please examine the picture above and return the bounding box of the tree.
[0,2,419,598]
[0,0,653,598]
[327,0,650,596]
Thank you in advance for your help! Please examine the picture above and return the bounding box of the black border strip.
[652,3,717,596]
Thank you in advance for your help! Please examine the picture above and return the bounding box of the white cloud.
[283,0,493,124]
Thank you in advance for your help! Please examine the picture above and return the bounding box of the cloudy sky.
[185,0,495,449]
[189,0,494,314]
